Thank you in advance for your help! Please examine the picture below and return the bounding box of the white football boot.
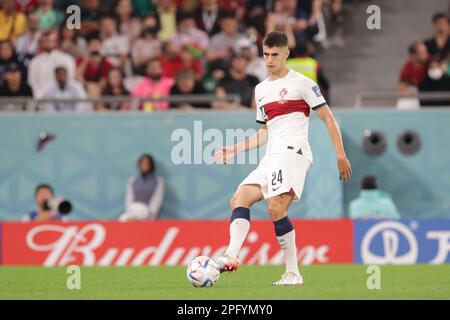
[272,271,304,286]
[214,255,240,273]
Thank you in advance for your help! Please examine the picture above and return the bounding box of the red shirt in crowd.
[76,57,113,83]
[161,56,204,79]
[400,60,426,86]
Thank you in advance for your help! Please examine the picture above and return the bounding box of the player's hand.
[212,145,238,165]
[338,157,352,182]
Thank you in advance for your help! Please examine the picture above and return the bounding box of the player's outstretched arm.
[314,105,352,181]
[213,124,268,164]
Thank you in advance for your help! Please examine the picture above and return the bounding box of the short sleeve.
[301,77,327,110]
[255,85,266,124]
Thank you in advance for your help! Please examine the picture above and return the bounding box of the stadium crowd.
[0,0,350,111]
[398,12,450,107]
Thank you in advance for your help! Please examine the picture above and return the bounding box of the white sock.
[225,218,250,258]
[277,229,300,274]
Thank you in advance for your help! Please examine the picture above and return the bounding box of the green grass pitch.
[0,265,449,300]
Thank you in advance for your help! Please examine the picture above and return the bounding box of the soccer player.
[212,31,352,286]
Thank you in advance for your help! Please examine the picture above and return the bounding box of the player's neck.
[268,67,290,81]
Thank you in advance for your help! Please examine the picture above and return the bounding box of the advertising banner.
[1,220,353,266]
[354,219,450,264]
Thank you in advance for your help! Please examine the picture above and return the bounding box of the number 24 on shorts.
[271,170,283,191]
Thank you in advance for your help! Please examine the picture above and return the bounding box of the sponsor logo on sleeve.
[312,85,322,98]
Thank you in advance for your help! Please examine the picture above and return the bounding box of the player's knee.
[267,200,285,220]
[230,192,241,211]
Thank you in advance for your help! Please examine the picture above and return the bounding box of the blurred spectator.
[53,0,82,12]
[233,37,266,81]
[0,62,33,97]
[326,0,346,48]
[131,14,162,75]
[0,40,26,80]
[131,0,156,18]
[265,0,297,49]
[155,0,179,41]
[14,0,39,13]
[287,42,330,100]
[59,24,87,59]
[115,0,142,42]
[219,0,245,22]
[14,12,42,66]
[132,58,175,111]
[245,0,271,39]
[213,53,259,109]
[418,59,450,107]
[207,12,249,79]
[424,13,449,62]
[28,30,76,98]
[76,37,113,95]
[42,66,92,112]
[163,45,205,80]
[22,184,67,222]
[170,70,210,109]
[268,0,321,48]
[99,67,131,110]
[349,175,400,220]
[296,0,321,43]
[100,16,130,69]
[398,42,430,95]
[0,0,26,41]
[35,0,63,30]
[208,12,248,62]
[120,154,165,221]
[171,12,209,53]
[196,0,228,36]
[79,0,101,38]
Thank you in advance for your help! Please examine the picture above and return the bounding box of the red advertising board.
[1,220,353,266]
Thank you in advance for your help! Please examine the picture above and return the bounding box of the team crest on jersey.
[279,88,288,104]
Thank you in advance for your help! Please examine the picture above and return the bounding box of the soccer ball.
[186,256,220,287]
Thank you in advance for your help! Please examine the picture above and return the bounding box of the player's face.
[262,45,289,74]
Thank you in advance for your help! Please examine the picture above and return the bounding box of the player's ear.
[285,48,290,60]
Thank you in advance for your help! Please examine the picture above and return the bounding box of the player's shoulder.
[288,69,316,85]
[254,78,268,93]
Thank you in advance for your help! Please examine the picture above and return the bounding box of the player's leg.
[267,193,303,286]
[265,152,310,285]
[226,184,263,257]
[216,184,263,272]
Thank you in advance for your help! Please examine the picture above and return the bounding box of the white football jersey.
[255,69,327,164]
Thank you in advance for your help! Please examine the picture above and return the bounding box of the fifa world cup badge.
[279,88,288,104]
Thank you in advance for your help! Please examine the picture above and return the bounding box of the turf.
[0,265,449,300]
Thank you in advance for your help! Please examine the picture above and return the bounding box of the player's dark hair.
[432,12,447,23]
[138,153,155,173]
[35,184,54,197]
[263,31,288,48]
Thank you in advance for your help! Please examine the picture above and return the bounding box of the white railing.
[0,94,242,112]
[354,91,450,108]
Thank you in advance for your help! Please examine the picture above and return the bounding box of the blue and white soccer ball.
[186,256,220,287]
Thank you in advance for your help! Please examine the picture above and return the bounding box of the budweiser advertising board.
[0,220,353,266]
